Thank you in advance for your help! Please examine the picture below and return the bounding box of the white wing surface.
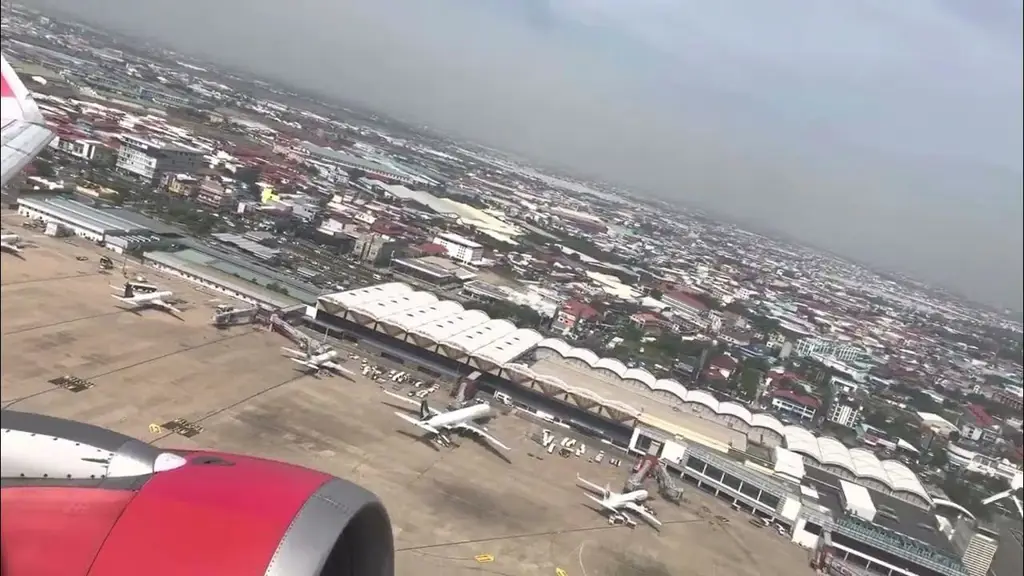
[623,502,662,528]
[576,474,611,499]
[456,422,511,451]
[1,54,54,188]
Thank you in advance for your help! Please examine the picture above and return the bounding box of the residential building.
[116,135,204,182]
[828,398,861,428]
[552,300,598,335]
[354,233,400,266]
[771,389,820,422]
[52,137,114,164]
[794,337,871,364]
[164,174,200,197]
[433,232,483,264]
[959,405,1002,446]
[662,290,708,320]
[195,178,236,211]
[995,385,1023,414]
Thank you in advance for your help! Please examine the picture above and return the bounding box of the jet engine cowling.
[0,410,394,576]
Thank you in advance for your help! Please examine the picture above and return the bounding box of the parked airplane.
[577,473,662,529]
[382,390,511,451]
[110,282,182,316]
[280,346,354,377]
[2,53,55,187]
[1,232,24,255]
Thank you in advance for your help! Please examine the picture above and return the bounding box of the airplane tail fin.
[124,283,134,298]
[418,400,431,421]
[1,54,46,125]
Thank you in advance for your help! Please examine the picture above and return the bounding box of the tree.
[737,368,762,401]
[649,288,663,300]
[347,168,367,182]
[266,282,290,296]
[34,159,56,178]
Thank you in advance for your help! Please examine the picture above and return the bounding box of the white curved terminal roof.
[322,282,412,310]
[413,309,491,344]
[444,318,517,355]
[780,428,931,503]
[319,283,931,503]
[349,290,438,321]
[474,329,545,366]
[380,300,465,333]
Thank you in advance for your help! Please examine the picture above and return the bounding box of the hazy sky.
[22,0,1024,308]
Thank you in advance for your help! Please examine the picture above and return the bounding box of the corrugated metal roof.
[144,250,302,308]
[18,196,150,234]
[154,246,321,304]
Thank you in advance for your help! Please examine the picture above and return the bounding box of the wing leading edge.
[1,53,54,188]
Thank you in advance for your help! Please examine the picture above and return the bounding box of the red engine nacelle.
[0,411,394,576]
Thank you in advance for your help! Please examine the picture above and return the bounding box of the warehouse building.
[16,196,167,252]
[142,244,321,309]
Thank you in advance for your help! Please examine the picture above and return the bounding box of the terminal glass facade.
[830,517,967,576]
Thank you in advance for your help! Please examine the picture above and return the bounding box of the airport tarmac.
[1,228,816,576]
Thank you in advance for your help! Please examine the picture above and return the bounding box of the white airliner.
[382,390,511,451]
[577,474,662,529]
[280,346,354,377]
[110,283,182,316]
[1,233,23,254]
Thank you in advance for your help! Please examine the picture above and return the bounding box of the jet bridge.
[655,461,683,503]
[212,304,259,328]
[625,455,658,493]
[625,455,683,503]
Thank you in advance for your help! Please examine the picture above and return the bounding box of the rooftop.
[436,232,482,249]
[806,466,950,552]
[159,242,322,303]
[18,196,150,235]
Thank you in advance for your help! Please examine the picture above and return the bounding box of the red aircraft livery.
[0,411,395,575]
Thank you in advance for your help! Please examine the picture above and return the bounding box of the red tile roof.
[562,300,598,320]
[966,404,993,427]
[773,389,821,409]
[414,243,447,256]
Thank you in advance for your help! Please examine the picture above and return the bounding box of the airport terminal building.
[308,282,973,576]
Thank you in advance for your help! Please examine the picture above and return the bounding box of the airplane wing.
[381,389,441,415]
[583,493,623,515]
[290,358,319,370]
[393,411,441,435]
[2,241,22,253]
[281,347,306,358]
[149,299,183,315]
[2,410,396,575]
[322,361,354,376]
[576,474,611,499]
[2,54,55,188]
[623,502,662,528]
[455,422,511,451]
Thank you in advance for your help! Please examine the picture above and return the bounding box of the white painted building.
[116,135,204,182]
[433,232,483,264]
[828,400,861,428]
[17,196,149,243]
